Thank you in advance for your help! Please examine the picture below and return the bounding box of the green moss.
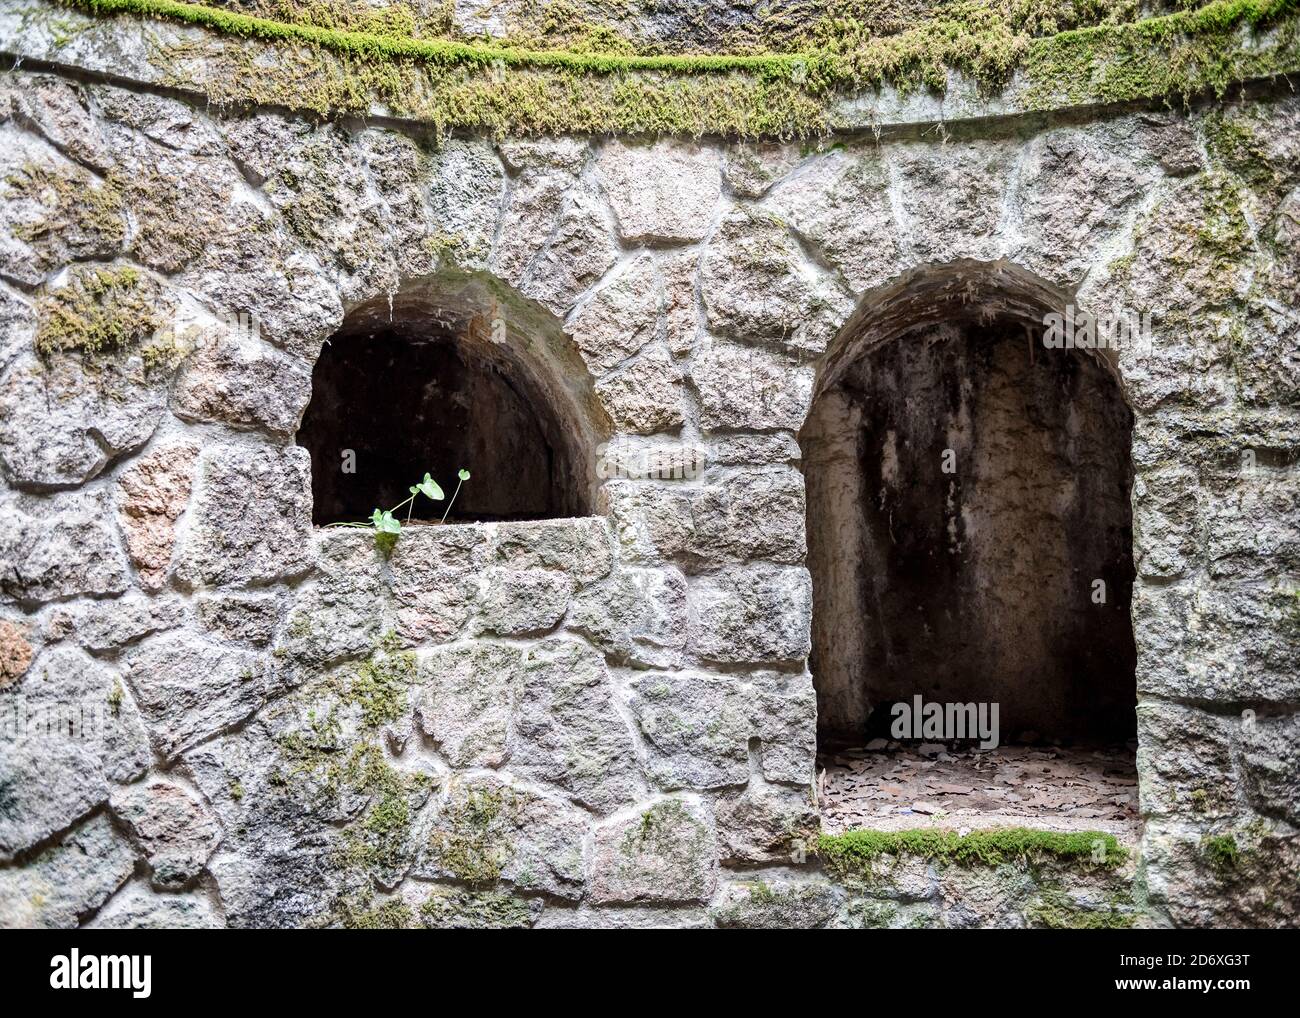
[34,264,162,360]
[106,679,124,715]
[1028,888,1138,928]
[816,827,1128,881]
[343,643,414,730]
[1202,832,1241,870]
[418,887,536,929]
[846,898,900,928]
[7,162,125,250]
[48,0,1300,136]
[331,891,413,929]
[427,784,516,886]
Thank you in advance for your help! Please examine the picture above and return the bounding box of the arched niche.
[298,269,610,526]
[801,260,1136,749]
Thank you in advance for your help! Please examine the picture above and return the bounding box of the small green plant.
[330,469,470,551]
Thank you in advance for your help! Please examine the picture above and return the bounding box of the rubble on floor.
[818,742,1140,837]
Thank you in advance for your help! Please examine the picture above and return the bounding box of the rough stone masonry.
[0,0,1297,929]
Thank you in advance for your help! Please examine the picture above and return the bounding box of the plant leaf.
[416,472,445,500]
[370,509,401,534]
[458,468,471,481]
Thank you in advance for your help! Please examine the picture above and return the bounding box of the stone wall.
[0,23,1298,926]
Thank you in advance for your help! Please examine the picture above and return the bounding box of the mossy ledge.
[22,0,1300,136]
[816,827,1128,880]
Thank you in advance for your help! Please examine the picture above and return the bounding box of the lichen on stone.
[33,264,163,360]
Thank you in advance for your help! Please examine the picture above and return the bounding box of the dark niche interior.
[802,317,1137,751]
[298,319,587,526]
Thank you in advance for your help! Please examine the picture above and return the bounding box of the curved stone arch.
[298,266,613,523]
[800,256,1137,747]
[809,258,1126,406]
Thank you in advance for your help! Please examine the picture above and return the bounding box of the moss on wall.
[33,264,162,359]
[43,0,1300,135]
[816,827,1128,881]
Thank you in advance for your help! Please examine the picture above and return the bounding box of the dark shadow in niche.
[802,262,1137,753]
[297,274,604,526]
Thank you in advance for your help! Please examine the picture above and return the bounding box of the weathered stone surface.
[594,342,686,435]
[629,669,815,790]
[414,642,521,768]
[0,618,33,687]
[511,638,641,815]
[601,480,696,567]
[1239,712,1300,825]
[715,784,818,864]
[419,775,587,900]
[410,885,541,929]
[0,646,150,857]
[1143,820,1300,928]
[1136,700,1240,821]
[196,590,282,647]
[0,813,134,928]
[690,468,806,565]
[1202,472,1299,581]
[643,253,691,360]
[0,132,122,282]
[175,444,313,588]
[723,142,802,199]
[700,208,850,354]
[0,283,36,372]
[114,439,198,591]
[520,178,620,316]
[569,566,687,668]
[629,671,750,789]
[712,877,839,929]
[767,149,901,293]
[0,737,104,862]
[891,139,1017,263]
[709,432,800,466]
[492,137,587,286]
[110,781,219,887]
[491,517,613,586]
[0,352,169,489]
[44,592,184,652]
[0,489,131,603]
[597,139,721,244]
[589,797,717,904]
[1014,127,1151,286]
[566,253,659,374]
[1132,466,1201,579]
[477,567,573,636]
[173,328,313,435]
[2,75,110,171]
[275,531,388,677]
[123,631,270,760]
[687,567,812,664]
[85,883,221,929]
[691,339,814,432]
[389,524,491,644]
[1134,582,1300,703]
[91,87,223,155]
[424,138,505,270]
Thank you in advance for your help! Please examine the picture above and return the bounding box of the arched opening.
[802,262,1138,833]
[298,271,605,526]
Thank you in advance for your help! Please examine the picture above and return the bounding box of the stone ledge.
[2,0,1298,136]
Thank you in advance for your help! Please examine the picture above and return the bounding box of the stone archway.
[802,261,1138,828]
[297,269,611,526]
